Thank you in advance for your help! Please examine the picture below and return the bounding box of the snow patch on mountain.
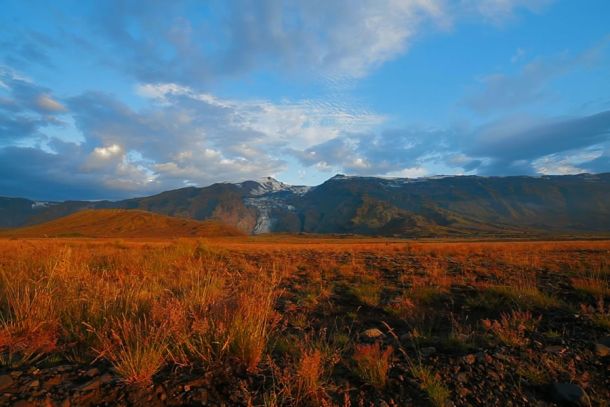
[31,201,52,209]
[239,177,312,197]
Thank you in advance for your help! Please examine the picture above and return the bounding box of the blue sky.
[1,0,609,200]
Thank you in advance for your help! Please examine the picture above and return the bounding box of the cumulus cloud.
[0,75,385,199]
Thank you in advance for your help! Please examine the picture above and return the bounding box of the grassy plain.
[0,237,609,405]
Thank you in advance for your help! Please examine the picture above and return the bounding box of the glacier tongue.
[242,177,311,234]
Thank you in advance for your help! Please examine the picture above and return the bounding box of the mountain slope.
[1,209,245,238]
[1,173,609,237]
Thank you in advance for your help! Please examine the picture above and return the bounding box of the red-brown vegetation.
[0,237,608,405]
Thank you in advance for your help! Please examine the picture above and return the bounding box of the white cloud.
[84,0,549,84]
[60,82,387,192]
[93,143,122,159]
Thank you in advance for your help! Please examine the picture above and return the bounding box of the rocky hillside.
[1,173,610,237]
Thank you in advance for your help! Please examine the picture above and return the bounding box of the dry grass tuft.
[352,342,393,389]
[409,363,451,407]
[482,310,541,347]
[94,316,168,384]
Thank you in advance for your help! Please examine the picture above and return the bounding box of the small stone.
[29,380,40,388]
[0,375,14,391]
[594,343,610,357]
[544,345,564,354]
[421,346,436,357]
[464,354,476,365]
[361,328,384,339]
[457,372,468,383]
[550,383,590,406]
[9,371,22,379]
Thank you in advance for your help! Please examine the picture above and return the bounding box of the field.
[0,237,609,406]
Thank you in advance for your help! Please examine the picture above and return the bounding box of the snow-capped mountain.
[2,173,610,237]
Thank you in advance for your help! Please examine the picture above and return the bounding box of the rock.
[0,375,14,391]
[29,380,40,388]
[361,328,384,339]
[420,346,436,357]
[457,372,468,383]
[550,383,590,406]
[464,354,477,365]
[594,343,610,357]
[544,345,564,354]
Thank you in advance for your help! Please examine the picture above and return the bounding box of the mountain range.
[2,173,610,237]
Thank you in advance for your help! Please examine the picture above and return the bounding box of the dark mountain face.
[2,173,610,236]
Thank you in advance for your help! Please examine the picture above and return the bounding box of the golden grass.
[0,236,608,395]
[352,342,393,389]
[482,310,541,347]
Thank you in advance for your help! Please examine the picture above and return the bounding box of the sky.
[1,0,609,200]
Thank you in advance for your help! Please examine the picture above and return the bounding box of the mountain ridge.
[2,173,610,237]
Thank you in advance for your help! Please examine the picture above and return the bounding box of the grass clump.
[409,363,451,407]
[349,279,382,307]
[580,297,610,329]
[94,316,168,384]
[0,276,59,366]
[482,310,540,347]
[352,342,393,389]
